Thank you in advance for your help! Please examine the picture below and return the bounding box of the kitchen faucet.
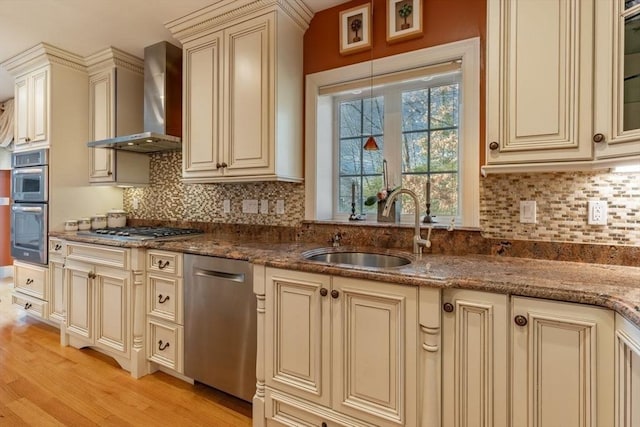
[382,188,432,255]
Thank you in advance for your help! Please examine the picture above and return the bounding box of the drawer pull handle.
[158,260,170,269]
[24,302,32,310]
[158,294,170,304]
[514,315,528,327]
[54,244,62,251]
[158,340,170,351]
[25,278,34,285]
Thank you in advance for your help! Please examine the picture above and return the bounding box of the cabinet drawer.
[147,318,183,373]
[12,292,47,319]
[66,242,129,269]
[14,261,47,299]
[147,274,183,324]
[147,250,182,277]
[49,238,66,259]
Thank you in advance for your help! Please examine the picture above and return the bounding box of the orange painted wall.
[0,170,10,266]
[303,0,487,165]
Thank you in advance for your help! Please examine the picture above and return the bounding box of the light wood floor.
[0,277,253,426]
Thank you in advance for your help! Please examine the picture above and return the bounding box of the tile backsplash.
[124,153,640,247]
[480,171,640,246]
[123,151,304,227]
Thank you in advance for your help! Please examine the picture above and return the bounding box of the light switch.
[223,199,230,214]
[519,200,536,224]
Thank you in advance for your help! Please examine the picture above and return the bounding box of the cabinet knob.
[322,423,327,427]
[489,141,499,151]
[25,137,31,143]
[158,294,170,304]
[25,278,34,285]
[319,288,328,297]
[331,289,340,299]
[514,315,528,327]
[593,133,606,143]
[158,340,170,351]
[443,302,454,313]
[216,162,222,169]
[220,162,228,168]
[88,271,96,279]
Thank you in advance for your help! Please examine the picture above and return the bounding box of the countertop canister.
[106,209,127,228]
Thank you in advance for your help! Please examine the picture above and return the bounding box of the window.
[335,72,461,220]
[305,38,480,227]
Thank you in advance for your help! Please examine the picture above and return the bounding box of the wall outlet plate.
[260,199,269,214]
[242,199,259,214]
[588,200,607,225]
[519,200,536,224]
[276,200,285,215]
[222,199,231,214]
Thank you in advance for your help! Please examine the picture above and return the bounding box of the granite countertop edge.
[51,232,640,328]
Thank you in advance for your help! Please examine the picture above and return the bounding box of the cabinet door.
[14,75,29,146]
[331,277,418,427]
[511,296,614,427]
[183,31,223,180]
[94,266,129,355]
[48,259,65,324]
[486,0,594,164]
[442,289,509,427]
[88,70,115,182]
[30,67,48,144]
[614,314,640,427]
[265,268,331,407]
[222,14,273,176]
[65,263,93,340]
[593,0,640,159]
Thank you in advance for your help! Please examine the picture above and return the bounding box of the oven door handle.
[12,168,46,175]
[11,205,44,213]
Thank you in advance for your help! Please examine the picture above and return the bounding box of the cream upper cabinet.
[85,48,148,186]
[441,289,509,427]
[167,0,311,183]
[486,0,595,165]
[14,66,49,150]
[261,267,422,427]
[614,313,640,427]
[511,296,614,427]
[593,1,640,159]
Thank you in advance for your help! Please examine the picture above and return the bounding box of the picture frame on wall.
[386,0,423,43]
[339,3,372,55]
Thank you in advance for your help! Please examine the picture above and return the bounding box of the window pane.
[363,137,383,174]
[400,174,427,215]
[402,132,429,173]
[430,129,458,172]
[402,89,429,132]
[340,100,364,137]
[363,96,384,135]
[363,175,383,214]
[430,84,459,129]
[338,177,360,213]
[339,138,363,175]
[626,0,640,10]
[431,172,458,216]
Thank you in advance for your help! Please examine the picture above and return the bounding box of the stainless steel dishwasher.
[184,254,256,402]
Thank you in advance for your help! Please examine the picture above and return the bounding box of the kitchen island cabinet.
[167,0,311,183]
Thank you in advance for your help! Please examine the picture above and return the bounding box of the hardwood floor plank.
[0,280,253,427]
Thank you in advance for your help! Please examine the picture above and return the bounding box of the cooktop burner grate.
[78,226,203,241]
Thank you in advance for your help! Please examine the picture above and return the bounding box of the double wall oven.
[11,149,49,265]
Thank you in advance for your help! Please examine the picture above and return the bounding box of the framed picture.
[339,3,372,55]
[386,0,423,43]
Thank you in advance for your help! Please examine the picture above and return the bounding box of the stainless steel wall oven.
[11,149,49,265]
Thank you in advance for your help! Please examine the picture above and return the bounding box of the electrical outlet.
[223,199,230,214]
[276,200,285,215]
[242,199,259,214]
[519,200,536,224]
[132,197,139,210]
[260,199,269,214]
[588,200,607,225]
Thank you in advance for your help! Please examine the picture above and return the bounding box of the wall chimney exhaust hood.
[87,41,182,153]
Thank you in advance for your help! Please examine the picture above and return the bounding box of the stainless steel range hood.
[87,41,182,153]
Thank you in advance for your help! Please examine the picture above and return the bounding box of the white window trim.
[305,37,480,227]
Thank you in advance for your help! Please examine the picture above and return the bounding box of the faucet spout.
[382,188,432,255]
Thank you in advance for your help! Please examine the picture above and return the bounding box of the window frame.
[305,37,480,227]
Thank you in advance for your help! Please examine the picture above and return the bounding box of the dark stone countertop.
[51,231,640,329]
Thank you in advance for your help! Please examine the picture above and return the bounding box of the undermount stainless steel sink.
[302,250,412,268]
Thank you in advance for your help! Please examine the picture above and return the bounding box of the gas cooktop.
[78,226,203,241]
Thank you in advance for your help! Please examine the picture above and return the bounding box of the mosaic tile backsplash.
[123,151,305,227]
[480,171,640,246]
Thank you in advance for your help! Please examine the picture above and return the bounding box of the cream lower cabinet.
[511,296,614,427]
[48,238,66,324]
[255,267,440,427]
[61,241,147,378]
[441,289,510,427]
[614,313,640,427]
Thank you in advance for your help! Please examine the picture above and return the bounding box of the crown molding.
[1,42,86,76]
[85,47,144,75]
